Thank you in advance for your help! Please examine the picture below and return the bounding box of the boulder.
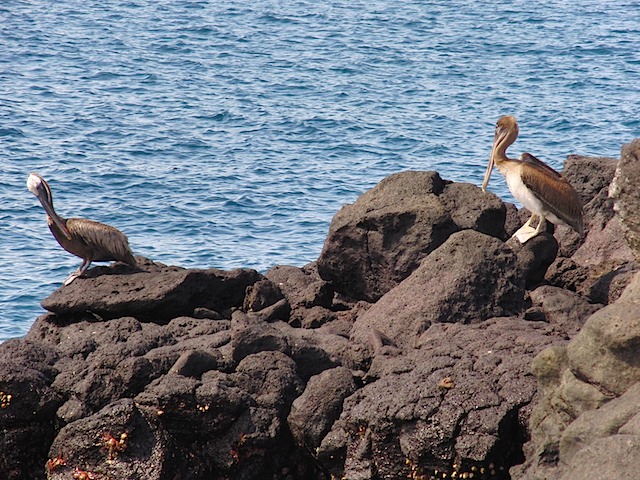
[317,171,505,302]
[265,263,334,310]
[0,340,63,480]
[564,275,640,396]
[265,263,336,327]
[544,152,638,305]
[41,260,263,322]
[242,278,286,314]
[351,230,525,347]
[528,285,602,337]
[46,398,165,480]
[2,156,639,480]
[511,233,558,288]
[563,155,618,229]
[169,349,222,378]
[230,310,368,380]
[136,351,316,479]
[559,434,640,480]
[288,366,358,451]
[559,383,640,464]
[44,351,317,480]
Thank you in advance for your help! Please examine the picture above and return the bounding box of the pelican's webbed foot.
[511,215,547,244]
[63,272,81,285]
[512,225,539,243]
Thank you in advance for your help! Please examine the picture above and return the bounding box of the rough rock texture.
[318,318,565,480]
[508,146,640,480]
[288,366,358,451]
[513,272,640,480]
[42,259,264,322]
[351,229,526,347]
[527,286,602,337]
[545,153,638,303]
[610,139,640,262]
[316,171,506,302]
[1,149,638,480]
[265,263,336,328]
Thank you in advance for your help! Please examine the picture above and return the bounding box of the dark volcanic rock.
[231,310,368,380]
[531,154,616,260]
[544,152,638,307]
[510,233,558,288]
[0,340,63,480]
[265,263,334,310]
[316,171,505,302]
[132,351,316,480]
[562,154,634,266]
[351,230,526,347]
[3,155,639,480]
[528,285,602,337]
[288,366,358,451]
[265,263,336,327]
[563,155,618,228]
[242,278,286,313]
[41,262,263,322]
[44,352,317,480]
[46,398,165,480]
[317,318,566,480]
[169,349,222,378]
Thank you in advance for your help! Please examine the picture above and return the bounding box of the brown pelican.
[27,173,136,285]
[482,116,584,243]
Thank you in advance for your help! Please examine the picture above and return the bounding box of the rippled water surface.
[1,0,639,340]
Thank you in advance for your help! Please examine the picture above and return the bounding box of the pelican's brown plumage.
[482,116,584,243]
[27,173,136,284]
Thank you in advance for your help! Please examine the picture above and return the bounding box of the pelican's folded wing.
[520,161,584,236]
[67,218,136,265]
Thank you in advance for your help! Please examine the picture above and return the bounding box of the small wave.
[0,127,25,138]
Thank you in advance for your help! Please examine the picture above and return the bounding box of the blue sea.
[1,0,639,341]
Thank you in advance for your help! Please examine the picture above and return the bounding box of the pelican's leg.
[63,259,92,285]
[532,216,547,236]
[522,214,537,229]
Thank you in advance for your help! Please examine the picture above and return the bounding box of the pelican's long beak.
[482,142,497,192]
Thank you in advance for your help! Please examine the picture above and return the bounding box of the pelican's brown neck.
[492,137,508,163]
[492,128,517,165]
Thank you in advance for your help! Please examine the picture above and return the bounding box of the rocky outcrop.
[318,317,564,479]
[350,229,527,347]
[511,139,640,480]
[513,272,640,480]
[1,146,638,480]
[316,171,506,302]
[41,259,264,322]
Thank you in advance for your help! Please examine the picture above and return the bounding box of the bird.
[27,173,137,285]
[481,116,584,243]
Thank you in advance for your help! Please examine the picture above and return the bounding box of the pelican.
[27,173,136,285]
[482,116,584,243]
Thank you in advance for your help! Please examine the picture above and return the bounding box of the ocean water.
[1,0,638,341]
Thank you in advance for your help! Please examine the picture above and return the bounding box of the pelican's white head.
[27,172,72,240]
[27,173,45,196]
